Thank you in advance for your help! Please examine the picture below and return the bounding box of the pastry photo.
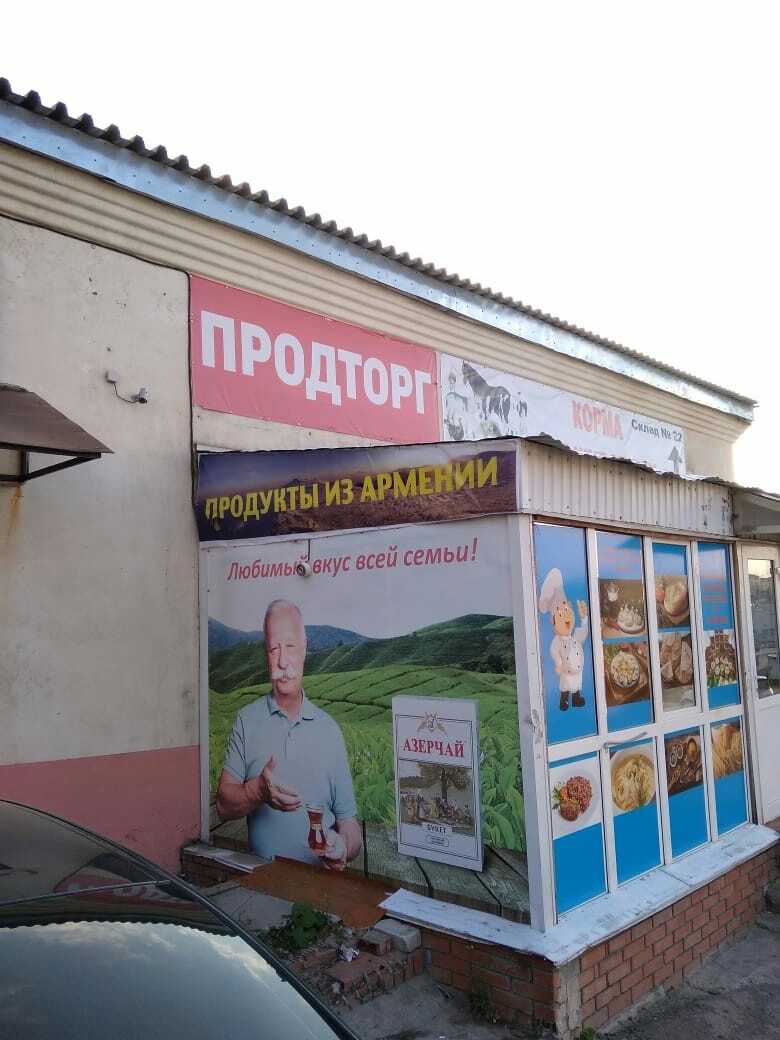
[655,573,690,628]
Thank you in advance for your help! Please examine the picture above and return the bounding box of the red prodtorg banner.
[191,276,440,442]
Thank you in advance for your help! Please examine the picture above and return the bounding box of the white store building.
[1,78,778,1037]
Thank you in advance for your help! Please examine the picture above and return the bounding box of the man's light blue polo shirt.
[223,691,357,865]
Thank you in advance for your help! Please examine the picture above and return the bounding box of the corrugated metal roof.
[520,441,733,537]
[0,76,756,410]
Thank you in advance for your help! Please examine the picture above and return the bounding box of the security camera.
[135,387,150,404]
[295,561,312,578]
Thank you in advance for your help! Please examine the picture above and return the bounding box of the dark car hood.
[0,885,342,1039]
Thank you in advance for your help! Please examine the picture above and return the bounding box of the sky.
[4,1,779,490]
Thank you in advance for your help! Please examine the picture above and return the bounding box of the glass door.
[740,546,780,823]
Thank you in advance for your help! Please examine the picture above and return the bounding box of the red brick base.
[421,929,559,1031]
[182,844,777,1036]
[420,845,779,1037]
[181,850,244,887]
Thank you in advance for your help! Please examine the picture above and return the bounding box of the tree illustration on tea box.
[419,763,471,803]
[539,567,589,712]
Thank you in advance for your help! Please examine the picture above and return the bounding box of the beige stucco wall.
[0,143,749,771]
[0,218,197,765]
[0,141,748,476]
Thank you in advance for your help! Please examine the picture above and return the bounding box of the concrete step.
[756,911,780,934]
[766,878,780,914]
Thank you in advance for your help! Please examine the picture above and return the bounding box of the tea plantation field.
[209,614,525,850]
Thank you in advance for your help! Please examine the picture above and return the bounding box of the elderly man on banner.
[216,599,362,870]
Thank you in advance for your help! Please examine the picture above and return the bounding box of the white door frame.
[737,542,780,824]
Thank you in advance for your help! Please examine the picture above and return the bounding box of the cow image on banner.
[440,353,687,477]
[442,361,528,441]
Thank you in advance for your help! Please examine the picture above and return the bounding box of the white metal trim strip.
[380,823,778,963]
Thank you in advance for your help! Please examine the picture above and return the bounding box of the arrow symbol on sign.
[668,447,682,474]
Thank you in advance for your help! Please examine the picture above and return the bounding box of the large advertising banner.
[440,353,687,476]
[549,751,606,915]
[191,275,440,442]
[195,440,518,541]
[609,738,662,884]
[596,531,654,732]
[206,516,523,878]
[697,542,740,709]
[393,696,482,869]
[534,523,597,744]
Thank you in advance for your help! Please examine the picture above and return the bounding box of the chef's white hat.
[539,567,566,614]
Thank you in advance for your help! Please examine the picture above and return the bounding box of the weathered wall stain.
[1,486,24,558]
[0,486,23,629]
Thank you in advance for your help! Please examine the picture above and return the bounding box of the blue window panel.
[714,771,748,834]
[708,682,740,709]
[607,699,654,733]
[553,824,606,915]
[669,785,708,858]
[614,802,662,884]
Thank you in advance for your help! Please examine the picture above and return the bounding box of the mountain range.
[208,617,367,653]
[208,613,515,692]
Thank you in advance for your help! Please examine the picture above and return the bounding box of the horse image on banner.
[442,358,528,440]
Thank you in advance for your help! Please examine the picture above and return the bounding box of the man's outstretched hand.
[249,755,302,812]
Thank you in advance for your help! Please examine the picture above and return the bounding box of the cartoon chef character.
[538,567,589,712]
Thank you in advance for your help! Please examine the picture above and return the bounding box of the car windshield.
[0,802,165,905]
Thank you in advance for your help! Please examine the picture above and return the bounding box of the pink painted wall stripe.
[0,745,200,873]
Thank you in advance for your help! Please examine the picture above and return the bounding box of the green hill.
[208,613,515,692]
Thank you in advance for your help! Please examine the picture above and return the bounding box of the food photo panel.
[652,543,691,630]
[703,629,739,705]
[599,577,646,640]
[652,543,696,712]
[596,531,653,731]
[658,631,696,712]
[710,718,748,835]
[549,751,606,915]
[664,727,709,857]
[534,523,598,745]
[697,542,741,709]
[609,739,662,884]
